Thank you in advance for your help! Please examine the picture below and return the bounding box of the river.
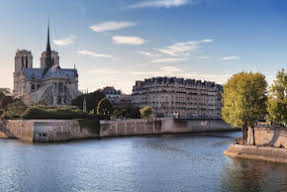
[1,131,287,192]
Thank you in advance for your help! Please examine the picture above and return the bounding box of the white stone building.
[13,25,81,106]
[131,77,223,119]
[100,86,122,104]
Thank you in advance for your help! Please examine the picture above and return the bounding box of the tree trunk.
[252,126,256,146]
[242,125,248,145]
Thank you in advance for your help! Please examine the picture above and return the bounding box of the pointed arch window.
[21,56,24,68]
[25,56,28,68]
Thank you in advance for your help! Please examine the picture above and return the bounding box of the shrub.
[1,100,27,119]
[22,105,95,119]
[96,98,113,116]
[140,106,154,119]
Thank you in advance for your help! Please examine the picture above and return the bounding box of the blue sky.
[0,0,287,93]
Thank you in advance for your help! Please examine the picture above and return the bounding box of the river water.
[1,131,287,192]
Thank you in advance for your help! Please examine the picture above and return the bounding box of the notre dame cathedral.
[13,25,81,106]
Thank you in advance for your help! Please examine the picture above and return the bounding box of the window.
[59,83,63,92]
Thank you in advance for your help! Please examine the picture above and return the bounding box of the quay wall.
[0,118,234,142]
[247,127,287,148]
[224,144,287,163]
[0,119,99,142]
[100,118,234,137]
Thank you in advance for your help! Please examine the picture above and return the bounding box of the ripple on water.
[1,131,287,192]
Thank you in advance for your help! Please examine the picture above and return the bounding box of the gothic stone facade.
[131,77,223,119]
[13,28,81,106]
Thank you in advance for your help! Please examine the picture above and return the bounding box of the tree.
[140,106,154,119]
[2,100,27,119]
[71,90,106,112]
[35,99,48,106]
[96,98,113,116]
[0,88,13,110]
[222,72,267,144]
[112,105,141,119]
[266,69,287,126]
[112,108,122,119]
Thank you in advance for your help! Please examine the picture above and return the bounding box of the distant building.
[113,94,131,108]
[13,24,81,105]
[131,77,223,119]
[100,86,122,104]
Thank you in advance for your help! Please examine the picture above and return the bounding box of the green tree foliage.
[2,100,27,119]
[125,105,141,119]
[71,90,106,112]
[266,69,287,126]
[113,104,141,119]
[112,108,122,119]
[0,88,13,110]
[140,106,154,119]
[222,72,267,144]
[22,105,94,119]
[96,98,113,115]
[35,99,48,106]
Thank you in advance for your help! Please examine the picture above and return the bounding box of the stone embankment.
[0,119,99,142]
[225,127,287,163]
[100,118,234,137]
[224,144,287,163]
[0,118,235,143]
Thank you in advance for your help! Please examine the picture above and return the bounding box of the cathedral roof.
[23,67,78,81]
[42,65,77,80]
[23,68,43,80]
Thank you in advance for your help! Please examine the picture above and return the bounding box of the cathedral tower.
[13,50,33,98]
[40,23,59,69]
[14,50,33,72]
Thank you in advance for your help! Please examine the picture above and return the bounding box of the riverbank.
[0,118,235,143]
[224,144,287,163]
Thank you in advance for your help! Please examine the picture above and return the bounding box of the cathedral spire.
[42,21,53,76]
[45,21,52,68]
[46,20,51,54]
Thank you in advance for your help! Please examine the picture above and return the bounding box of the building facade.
[131,77,223,119]
[100,86,122,104]
[13,25,81,106]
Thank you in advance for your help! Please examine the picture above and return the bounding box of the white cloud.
[199,56,209,60]
[88,69,120,75]
[201,38,214,43]
[53,34,76,46]
[112,36,145,45]
[139,51,159,57]
[158,38,213,57]
[77,50,113,59]
[129,0,189,8]
[90,21,136,32]
[158,41,197,56]
[152,57,187,63]
[220,56,240,61]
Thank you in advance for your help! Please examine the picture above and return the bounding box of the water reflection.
[1,132,287,192]
[221,157,287,192]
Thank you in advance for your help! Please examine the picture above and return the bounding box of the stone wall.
[0,118,234,142]
[100,118,234,137]
[247,127,287,148]
[0,119,99,142]
[224,144,287,163]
